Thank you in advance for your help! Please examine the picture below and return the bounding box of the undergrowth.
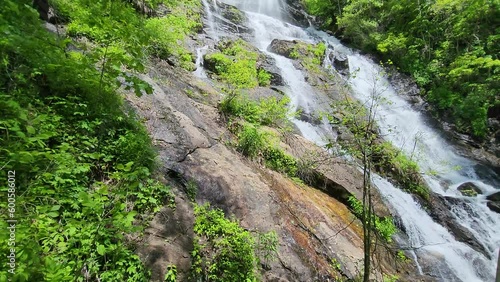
[0,0,184,280]
[204,39,272,88]
[220,91,301,177]
[190,204,278,282]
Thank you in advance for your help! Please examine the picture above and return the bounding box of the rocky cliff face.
[124,61,407,281]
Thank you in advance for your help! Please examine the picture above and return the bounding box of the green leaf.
[97,244,106,255]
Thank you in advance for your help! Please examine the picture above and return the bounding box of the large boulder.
[329,51,349,75]
[256,56,284,86]
[486,191,500,214]
[267,39,298,59]
[487,201,500,214]
[486,191,500,201]
[213,2,253,35]
[457,182,483,197]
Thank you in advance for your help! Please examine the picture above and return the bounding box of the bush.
[205,39,268,88]
[263,147,298,176]
[373,141,429,200]
[236,123,270,158]
[257,69,272,86]
[0,1,179,280]
[191,204,258,282]
[220,91,293,128]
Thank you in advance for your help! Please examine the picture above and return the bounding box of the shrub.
[0,1,180,280]
[191,204,258,282]
[263,147,298,176]
[220,91,293,128]
[206,39,268,88]
[236,123,270,158]
[257,69,272,86]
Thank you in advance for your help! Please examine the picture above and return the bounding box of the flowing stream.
[202,0,500,280]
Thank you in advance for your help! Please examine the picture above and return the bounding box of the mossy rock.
[267,39,326,64]
[457,182,482,197]
[221,5,247,25]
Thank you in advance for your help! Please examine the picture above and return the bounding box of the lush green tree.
[304,0,500,139]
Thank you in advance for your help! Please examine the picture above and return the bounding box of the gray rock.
[257,56,285,86]
[267,39,298,59]
[457,182,483,197]
[213,2,253,35]
[486,191,500,202]
[282,0,318,27]
[330,52,349,75]
[487,201,500,214]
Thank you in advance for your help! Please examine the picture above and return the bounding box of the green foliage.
[288,41,327,73]
[164,265,177,282]
[185,180,198,202]
[191,204,259,282]
[330,258,342,272]
[396,250,410,263]
[220,91,293,128]
[305,0,500,138]
[372,141,429,200]
[0,1,181,280]
[144,14,200,69]
[257,69,272,87]
[348,197,397,243]
[236,123,271,158]
[263,147,298,177]
[383,274,399,282]
[220,91,299,177]
[255,231,279,267]
[205,39,270,88]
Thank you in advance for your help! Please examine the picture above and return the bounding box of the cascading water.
[201,0,218,40]
[222,0,284,19]
[206,1,499,280]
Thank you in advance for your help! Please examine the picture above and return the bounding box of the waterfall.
[207,1,500,280]
[222,0,284,19]
[201,0,218,40]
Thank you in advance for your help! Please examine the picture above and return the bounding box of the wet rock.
[213,2,253,35]
[220,4,246,25]
[486,191,500,214]
[297,109,321,125]
[330,52,349,75]
[256,56,285,86]
[267,39,298,59]
[487,201,500,214]
[282,0,312,27]
[486,191,500,202]
[457,182,483,197]
[427,193,490,258]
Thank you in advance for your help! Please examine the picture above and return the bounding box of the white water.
[207,1,500,280]
[201,0,219,40]
[194,46,208,78]
[222,0,284,19]
[341,53,500,281]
